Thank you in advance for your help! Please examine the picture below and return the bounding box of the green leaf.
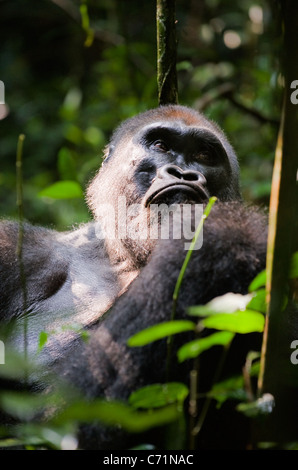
[38,331,48,351]
[247,289,267,314]
[201,310,265,333]
[208,362,260,407]
[0,391,57,420]
[208,374,246,406]
[177,331,234,363]
[127,320,196,347]
[57,147,77,181]
[54,399,181,433]
[188,292,253,317]
[289,251,298,279]
[130,444,156,450]
[249,269,266,292]
[39,181,83,199]
[129,383,189,409]
[236,393,275,417]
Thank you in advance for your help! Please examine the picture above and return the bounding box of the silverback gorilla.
[0,105,268,449]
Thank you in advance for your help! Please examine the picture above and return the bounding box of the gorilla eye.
[152,140,169,152]
[196,152,214,164]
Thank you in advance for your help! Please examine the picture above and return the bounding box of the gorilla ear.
[103,144,115,164]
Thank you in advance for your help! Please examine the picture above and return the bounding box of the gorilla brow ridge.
[107,105,216,156]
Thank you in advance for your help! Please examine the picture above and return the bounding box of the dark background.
[0,0,282,229]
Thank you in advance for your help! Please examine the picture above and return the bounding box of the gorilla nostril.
[167,166,184,179]
[183,170,201,182]
[158,164,183,180]
[158,164,206,185]
[184,171,207,185]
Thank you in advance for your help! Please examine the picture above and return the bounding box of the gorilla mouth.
[145,182,208,207]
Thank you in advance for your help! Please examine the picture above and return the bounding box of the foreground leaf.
[129,383,189,409]
[249,269,266,292]
[54,399,181,432]
[201,310,265,333]
[127,320,196,347]
[177,331,234,363]
[237,393,275,417]
[289,251,298,279]
[247,289,267,314]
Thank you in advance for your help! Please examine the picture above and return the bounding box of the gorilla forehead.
[106,105,237,168]
[109,105,219,147]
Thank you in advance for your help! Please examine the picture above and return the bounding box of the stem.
[191,342,230,440]
[166,197,217,380]
[156,0,178,105]
[16,134,28,382]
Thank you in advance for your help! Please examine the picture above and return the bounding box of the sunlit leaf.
[201,310,265,333]
[129,383,189,409]
[249,269,266,292]
[127,320,196,347]
[39,181,83,199]
[177,331,234,363]
[247,289,267,314]
[187,292,253,317]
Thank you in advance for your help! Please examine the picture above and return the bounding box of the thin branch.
[156,0,178,105]
[195,82,280,127]
[16,134,28,383]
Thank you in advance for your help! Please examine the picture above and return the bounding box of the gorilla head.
[87,105,241,265]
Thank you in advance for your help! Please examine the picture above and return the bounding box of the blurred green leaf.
[208,360,260,407]
[84,127,105,147]
[289,251,298,279]
[208,374,246,406]
[39,181,83,199]
[237,393,275,417]
[177,331,234,363]
[0,391,59,421]
[38,331,48,351]
[129,383,189,409]
[57,147,77,181]
[127,320,196,347]
[54,399,181,433]
[201,310,265,333]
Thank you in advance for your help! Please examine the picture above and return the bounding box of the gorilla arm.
[53,202,267,449]
[0,220,135,360]
[0,221,69,321]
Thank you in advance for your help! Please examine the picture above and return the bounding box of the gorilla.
[0,105,268,449]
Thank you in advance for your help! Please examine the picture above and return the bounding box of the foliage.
[0,0,293,451]
[0,0,280,230]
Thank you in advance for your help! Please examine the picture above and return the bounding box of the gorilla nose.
[158,164,206,185]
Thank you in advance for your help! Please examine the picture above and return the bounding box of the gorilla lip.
[145,182,208,206]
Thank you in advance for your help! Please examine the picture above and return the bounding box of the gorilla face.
[87,105,241,264]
